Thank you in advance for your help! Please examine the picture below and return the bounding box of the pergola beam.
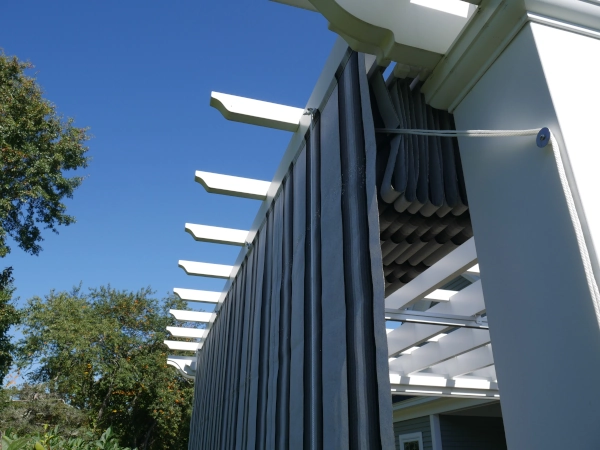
[185,223,248,246]
[178,260,233,279]
[173,288,221,303]
[389,327,491,375]
[167,326,207,339]
[195,171,270,200]
[424,345,494,379]
[164,340,202,352]
[387,280,485,356]
[386,238,477,309]
[170,310,215,323]
[210,91,305,132]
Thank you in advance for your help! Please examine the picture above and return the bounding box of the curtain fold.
[369,69,473,296]
[188,52,394,450]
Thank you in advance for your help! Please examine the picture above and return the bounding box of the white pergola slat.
[424,289,456,302]
[178,260,233,279]
[173,288,221,303]
[170,310,215,323]
[389,373,499,399]
[185,223,248,246]
[389,327,491,375]
[387,280,485,356]
[425,345,494,379]
[210,91,304,132]
[195,171,270,200]
[386,237,477,309]
[468,366,497,381]
[164,340,202,352]
[167,326,207,339]
[167,355,196,380]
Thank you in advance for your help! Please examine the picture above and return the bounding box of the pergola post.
[454,21,600,449]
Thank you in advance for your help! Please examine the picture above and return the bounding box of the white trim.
[398,432,424,450]
[169,310,214,323]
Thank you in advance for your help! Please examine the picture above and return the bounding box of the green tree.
[0,52,90,257]
[0,267,19,385]
[16,287,197,450]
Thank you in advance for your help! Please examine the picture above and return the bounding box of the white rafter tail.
[424,289,457,302]
[167,355,196,381]
[386,237,477,309]
[170,309,215,323]
[389,328,491,375]
[185,223,248,246]
[167,326,207,339]
[164,340,202,352]
[210,91,304,132]
[178,260,233,279]
[195,171,270,201]
[387,280,485,356]
[173,288,221,303]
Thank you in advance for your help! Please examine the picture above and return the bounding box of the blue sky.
[1,1,337,310]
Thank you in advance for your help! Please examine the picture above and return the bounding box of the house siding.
[394,416,432,450]
[439,415,507,449]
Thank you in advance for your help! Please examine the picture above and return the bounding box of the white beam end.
[170,309,214,323]
[210,91,304,132]
[173,288,222,303]
[164,340,202,352]
[185,223,248,246]
[195,171,270,200]
[178,260,233,279]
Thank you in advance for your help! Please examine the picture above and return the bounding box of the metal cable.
[375,128,541,137]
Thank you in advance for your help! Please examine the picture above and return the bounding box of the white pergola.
[166,86,497,399]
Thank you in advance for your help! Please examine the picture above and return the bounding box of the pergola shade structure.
[173,44,500,449]
[188,52,395,450]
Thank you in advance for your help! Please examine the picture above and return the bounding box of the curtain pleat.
[188,52,394,450]
[369,69,473,297]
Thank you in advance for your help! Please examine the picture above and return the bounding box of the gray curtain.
[188,52,395,450]
[369,70,473,296]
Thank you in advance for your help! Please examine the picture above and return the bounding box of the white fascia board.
[387,280,485,356]
[195,171,270,201]
[424,289,456,302]
[389,327,490,375]
[386,237,477,309]
[166,326,207,339]
[164,340,201,352]
[170,309,215,323]
[173,288,221,303]
[425,344,494,379]
[178,260,233,279]
[185,223,248,246]
[210,91,304,132]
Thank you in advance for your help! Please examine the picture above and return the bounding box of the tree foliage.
[0,267,19,385]
[0,52,90,257]
[16,287,197,450]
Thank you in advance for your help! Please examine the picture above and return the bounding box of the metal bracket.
[385,308,489,329]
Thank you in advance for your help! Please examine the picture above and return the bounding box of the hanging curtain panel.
[368,70,473,296]
[188,52,395,450]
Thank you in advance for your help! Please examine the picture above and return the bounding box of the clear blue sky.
[1,1,337,310]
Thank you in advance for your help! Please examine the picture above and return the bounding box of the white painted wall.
[453,23,600,449]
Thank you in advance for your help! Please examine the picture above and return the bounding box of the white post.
[453,21,600,449]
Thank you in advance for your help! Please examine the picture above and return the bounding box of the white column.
[453,22,600,449]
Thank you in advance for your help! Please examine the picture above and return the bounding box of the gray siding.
[394,416,432,450]
[439,416,507,449]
